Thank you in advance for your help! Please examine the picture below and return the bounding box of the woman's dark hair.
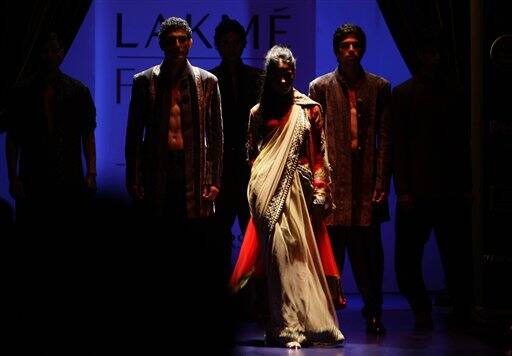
[264,44,296,73]
[258,45,296,118]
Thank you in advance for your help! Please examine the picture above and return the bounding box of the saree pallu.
[239,104,343,346]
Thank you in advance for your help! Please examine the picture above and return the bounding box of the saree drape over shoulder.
[235,91,343,346]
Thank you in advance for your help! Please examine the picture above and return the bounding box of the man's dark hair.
[158,17,192,43]
[332,23,366,54]
[38,32,63,51]
[417,26,442,52]
[214,17,247,48]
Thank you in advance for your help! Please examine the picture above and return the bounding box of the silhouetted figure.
[3,32,98,352]
[5,32,97,231]
[210,17,263,280]
[124,17,226,350]
[309,23,392,335]
[392,30,473,329]
[209,17,263,325]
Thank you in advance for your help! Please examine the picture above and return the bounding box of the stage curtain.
[0,0,92,132]
[377,0,469,88]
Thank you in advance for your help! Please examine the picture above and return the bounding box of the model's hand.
[202,185,219,201]
[9,177,25,200]
[85,173,97,196]
[129,184,145,201]
[312,194,332,220]
[371,189,387,204]
[311,201,326,222]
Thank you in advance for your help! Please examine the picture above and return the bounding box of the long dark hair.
[258,45,296,119]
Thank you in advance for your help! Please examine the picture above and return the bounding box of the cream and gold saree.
[247,99,343,347]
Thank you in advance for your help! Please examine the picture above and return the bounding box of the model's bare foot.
[335,329,345,344]
[286,341,301,349]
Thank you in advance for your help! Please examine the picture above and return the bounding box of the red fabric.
[229,218,262,290]
[230,217,341,291]
[313,179,326,188]
[314,221,340,278]
[265,118,280,129]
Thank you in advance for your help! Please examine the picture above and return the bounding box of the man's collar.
[155,59,193,79]
[220,59,243,70]
[335,64,365,87]
[35,69,64,86]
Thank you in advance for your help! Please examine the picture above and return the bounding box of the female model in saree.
[230,45,345,349]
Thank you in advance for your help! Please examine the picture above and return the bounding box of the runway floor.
[232,293,507,356]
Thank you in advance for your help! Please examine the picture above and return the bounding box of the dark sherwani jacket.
[125,61,223,218]
[6,71,96,196]
[209,62,263,216]
[392,76,470,199]
[309,67,392,226]
[210,62,263,175]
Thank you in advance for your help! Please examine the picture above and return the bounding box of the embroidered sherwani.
[309,67,392,226]
[309,66,392,320]
[125,61,223,218]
